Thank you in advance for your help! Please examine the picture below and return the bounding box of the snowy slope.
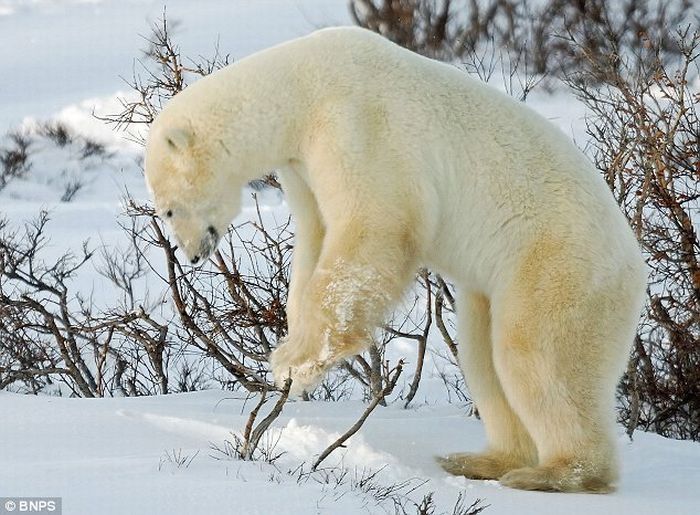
[0,0,350,132]
[1,390,699,515]
[2,1,700,514]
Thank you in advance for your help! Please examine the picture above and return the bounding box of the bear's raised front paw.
[269,342,331,396]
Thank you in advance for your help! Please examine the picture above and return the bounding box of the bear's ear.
[164,126,194,152]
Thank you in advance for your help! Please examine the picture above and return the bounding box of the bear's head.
[144,115,244,265]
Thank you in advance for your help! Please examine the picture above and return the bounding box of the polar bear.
[144,27,647,493]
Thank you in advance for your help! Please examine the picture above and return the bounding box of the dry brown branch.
[312,360,404,471]
[95,10,231,145]
[125,195,292,394]
[396,269,432,407]
[241,377,292,460]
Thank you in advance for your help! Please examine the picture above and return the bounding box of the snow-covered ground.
[2,1,700,514]
[2,390,700,515]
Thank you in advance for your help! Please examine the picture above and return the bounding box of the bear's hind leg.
[494,348,618,493]
[491,292,625,493]
[438,292,537,480]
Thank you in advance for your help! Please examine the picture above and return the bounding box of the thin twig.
[312,360,404,471]
[244,377,292,460]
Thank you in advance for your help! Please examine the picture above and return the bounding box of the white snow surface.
[1,1,700,514]
[2,390,700,515]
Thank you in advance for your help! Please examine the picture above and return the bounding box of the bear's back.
[292,28,641,271]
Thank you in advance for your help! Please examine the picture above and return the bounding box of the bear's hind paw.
[437,452,522,480]
[499,464,615,493]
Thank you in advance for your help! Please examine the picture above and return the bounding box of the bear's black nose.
[191,255,200,265]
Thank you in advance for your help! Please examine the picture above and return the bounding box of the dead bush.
[0,132,32,190]
[564,27,699,440]
[350,0,692,80]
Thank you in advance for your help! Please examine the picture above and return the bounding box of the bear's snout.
[192,225,219,265]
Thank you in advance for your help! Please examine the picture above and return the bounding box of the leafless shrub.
[338,276,427,405]
[0,132,32,189]
[409,491,488,515]
[446,493,488,515]
[38,121,72,147]
[34,120,108,161]
[124,196,292,393]
[295,462,485,514]
[96,10,231,145]
[331,269,461,408]
[60,178,84,202]
[238,378,292,459]
[433,275,457,359]
[158,448,199,471]
[395,271,432,407]
[210,430,285,465]
[80,139,107,159]
[308,367,357,401]
[0,213,103,396]
[439,372,472,409]
[1,122,114,196]
[350,0,693,81]
[0,195,296,398]
[0,211,182,396]
[173,359,209,392]
[417,273,473,410]
[526,0,692,78]
[460,34,543,100]
[350,0,458,58]
[564,27,700,440]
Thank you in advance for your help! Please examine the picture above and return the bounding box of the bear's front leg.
[271,222,416,395]
[271,259,388,395]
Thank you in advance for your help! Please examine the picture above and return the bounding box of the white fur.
[144,27,647,492]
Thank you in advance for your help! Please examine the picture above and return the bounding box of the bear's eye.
[166,137,177,150]
[165,209,173,218]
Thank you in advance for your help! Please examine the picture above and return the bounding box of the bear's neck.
[191,55,311,182]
